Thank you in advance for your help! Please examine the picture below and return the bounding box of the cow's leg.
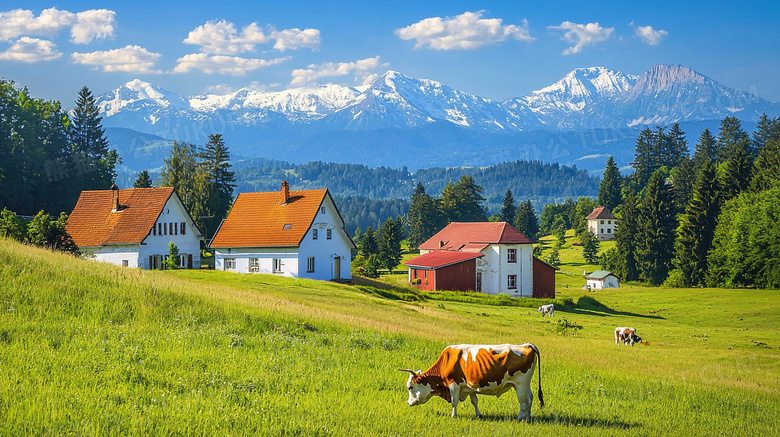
[549,309,554,317]
[615,330,620,346]
[470,394,481,418]
[515,386,533,422]
[450,385,460,418]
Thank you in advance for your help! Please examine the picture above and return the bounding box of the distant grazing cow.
[402,343,543,422]
[537,304,554,317]
[614,327,642,346]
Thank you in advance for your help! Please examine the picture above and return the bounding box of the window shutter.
[149,256,152,269]
[188,254,193,269]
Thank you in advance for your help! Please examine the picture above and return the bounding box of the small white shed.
[586,270,620,290]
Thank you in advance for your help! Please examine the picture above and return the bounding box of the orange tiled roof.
[419,222,534,251]
[586,206,616,220]
[210,189,330,248]
[66,187,174,247]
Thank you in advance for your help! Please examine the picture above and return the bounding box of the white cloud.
[183,20,320,54]
[0,7,115,44]
[635,25,668,45]
[290,56,388,86]
[395,10,533,50]
[173,53,289,76]
[71,45,162,73]
[0,37,62,62]
[548,21,614,55]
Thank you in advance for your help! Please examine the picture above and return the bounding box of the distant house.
[209,181,356,281]
[586,206,617,241]
[586,270,620,290]
[66,185,204,269]
[408,222,554,298]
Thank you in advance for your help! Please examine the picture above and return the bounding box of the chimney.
[110,183,120,211]
[438,240,444,249]
[281,180,290,204]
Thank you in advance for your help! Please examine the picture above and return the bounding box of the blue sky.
[3,0,780,106]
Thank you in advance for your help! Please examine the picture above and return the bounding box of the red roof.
[418,222,534,251]
[210,188,352,248]
[404,250,484,269]
[66,187,175,247]
[586,207,616,220]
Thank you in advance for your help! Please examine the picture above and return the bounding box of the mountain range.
[99,64,778,174]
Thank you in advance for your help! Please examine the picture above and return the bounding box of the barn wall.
[434,259,477,292]
[409,268,435,291]
[532,258,556,299]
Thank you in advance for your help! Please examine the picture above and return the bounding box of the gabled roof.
[586,207,616,220]
[404,250,484,269]
[210,188,349,248]
[586,270,617,280]
[418,222,534,251]
[67,187,175,247]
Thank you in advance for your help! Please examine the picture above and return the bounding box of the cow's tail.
[530,343,544,409]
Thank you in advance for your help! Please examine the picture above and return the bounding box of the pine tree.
[545,245,560,268]
[198,134,236,237]
[637,170,677,285]
[360,226,378,258]
[720,139,754,202]
[70,86,117,190]
[160,141,209,233]
[750,139,780,192]
[499,189,516,224]
[614,190,640,281]
[514,199,539,240]
[665,123,690,168]
[378,217,403,272]
[133,170,153,188]
[439,181,458,223]
[407,183,439,247]
[671,157,695,215]
[751,114,780,151]
[673,162,721,287]
[598,156,622,210]
[631,128,659,188]
[692,128,718,172]
[717,116,750,162]
[582,231,601,264]
[453,175,487,222]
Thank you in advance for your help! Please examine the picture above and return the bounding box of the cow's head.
[632,334,643,344]
[401,369,437,406]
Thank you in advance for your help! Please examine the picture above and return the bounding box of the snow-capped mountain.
[98,64,779,171]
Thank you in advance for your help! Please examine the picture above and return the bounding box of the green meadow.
[1,238,779,436]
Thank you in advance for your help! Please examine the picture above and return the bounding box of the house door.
[476,272,482,292]
[333,256,341,280]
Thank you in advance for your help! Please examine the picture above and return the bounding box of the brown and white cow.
[614,327,642,346]
[537,304,554,317]
[402,343,543,421]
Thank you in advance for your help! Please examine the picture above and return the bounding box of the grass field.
[1,238,779,436]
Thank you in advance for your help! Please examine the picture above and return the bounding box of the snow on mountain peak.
[531,66,638,103]
[98,79,190,116]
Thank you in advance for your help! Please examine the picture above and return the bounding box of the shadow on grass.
[471,412,641,429]
[567,296,665,320]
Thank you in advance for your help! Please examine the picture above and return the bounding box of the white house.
[418,222,537,297]
[586,270,620,290]
[586,206,617,241]
[209,181,356,281]
[66,185,204,269]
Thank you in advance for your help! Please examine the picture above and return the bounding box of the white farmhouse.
[66,185,204,269]
[418,222,538,297]
[586,270,620,290]
[209,181,356,281]
[586,206,617,241]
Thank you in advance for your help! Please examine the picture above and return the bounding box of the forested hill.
[233,158,599,207]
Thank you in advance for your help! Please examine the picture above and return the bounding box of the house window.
[273,258,283,273]
[508,275,517,289]
[307,257,315,273]
[283,224,292,230]
[608,220,611,225]
[173,222,178,235]
[600,220,604,224]
[321,207,326,214]
[607,228,612,234]
[158,223,163,235]
[122,260,129,267]
[476,272,482,292]
[250,258,259,272]
[326,229,332,240]
[601,228,604,234]
[224,258,235,271]
[179,254,187,269]
[181,222,186,235]
[312,229,318,240]
[507,248,517,263]
[152,225,156,236]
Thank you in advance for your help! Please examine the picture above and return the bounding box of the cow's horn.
[398,369,417,375]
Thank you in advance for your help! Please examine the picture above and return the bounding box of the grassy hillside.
[1,239,779,436]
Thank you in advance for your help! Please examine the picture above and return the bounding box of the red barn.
[404,251,484,292]
[532,257,558,298]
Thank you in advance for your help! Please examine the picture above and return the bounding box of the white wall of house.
[475,243,534,297]
[213,196,353,280]
[83,245,141,268]
[587,276,620,290]
[588,218,616,241]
